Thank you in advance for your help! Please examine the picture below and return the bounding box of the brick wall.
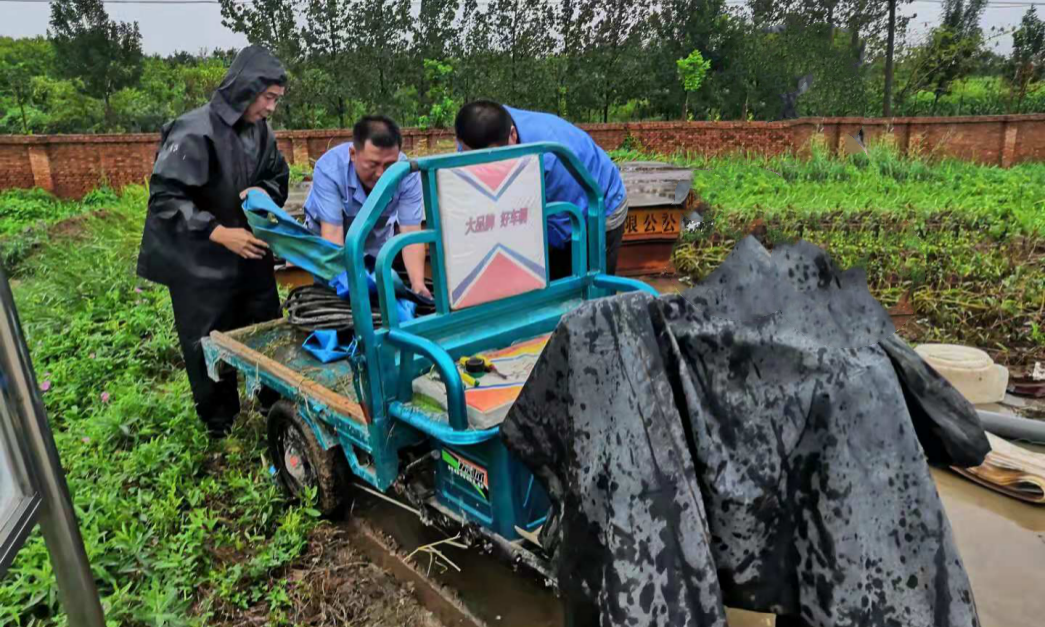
[2,114,1043,199]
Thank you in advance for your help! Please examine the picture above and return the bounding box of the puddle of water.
[353,464,1045,627]
[353,496,564,627]
[354,495,778,627]
[642,275,689,295]
[933,464,1045,627]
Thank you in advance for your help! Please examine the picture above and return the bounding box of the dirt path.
[207,524,445,626]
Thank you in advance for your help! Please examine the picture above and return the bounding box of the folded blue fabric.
[328,270,417,321]
[243,191,422,323]
[242,190,345,282]
[302,330,351,364]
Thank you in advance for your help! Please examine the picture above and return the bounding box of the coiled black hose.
[282,280,436,333]
[283,284,366,332]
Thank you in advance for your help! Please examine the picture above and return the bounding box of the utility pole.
[884,0,897,117]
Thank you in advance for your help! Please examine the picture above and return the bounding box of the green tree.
[350,0,413,115]
[219,0,306,126]
[110,56,183,131]
[48,0,144,126]
[583,0,650,122]
[301,0,356,127]
[418,59,459,128]
[413,0,461,111]
[747,0,916,117]
[548,0,591,117]
[645,0,732,121]
[180,57,229,111]
[896,0,986,113]
[488,0,553,109]
[30,75,105,133]
[677,49,711,119]
[1007,7,1045,112]
[454,0,496,103]
[0,37,54,134]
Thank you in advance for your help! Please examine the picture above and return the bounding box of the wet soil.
[341,461,1045,627]
[204,525,444,627]
[49,210,109,239]
[932,463,1045,627]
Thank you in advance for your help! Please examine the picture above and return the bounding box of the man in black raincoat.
[137,45,290,437]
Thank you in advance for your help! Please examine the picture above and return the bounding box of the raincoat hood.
[210,45,287,127]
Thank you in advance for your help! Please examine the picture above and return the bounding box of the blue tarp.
[302,330,352,363]
[242,191,425,315]
[242,190,345,282]
[241,191,422,355]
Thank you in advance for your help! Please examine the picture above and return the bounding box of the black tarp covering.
[501,236,988,627]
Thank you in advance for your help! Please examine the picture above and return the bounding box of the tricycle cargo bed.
[205,319,367,423]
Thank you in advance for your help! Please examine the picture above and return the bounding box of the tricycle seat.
[410,332,551,430]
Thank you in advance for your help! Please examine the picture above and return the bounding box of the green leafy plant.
[417,59,459,130]
[629,143,1045,366]
[676,49,711,120]
[0,186,321,626]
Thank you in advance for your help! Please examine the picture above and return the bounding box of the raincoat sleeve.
[255,127,290,207]
[148,121,219,238]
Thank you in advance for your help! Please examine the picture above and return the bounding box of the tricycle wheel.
[267,400,348,517]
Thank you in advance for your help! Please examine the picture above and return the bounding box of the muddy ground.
[205,524,444,627]
[202,459,1044,627]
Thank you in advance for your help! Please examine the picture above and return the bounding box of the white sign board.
[435,155,547,310]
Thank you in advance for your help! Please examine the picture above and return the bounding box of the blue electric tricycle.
[202,142,657,577]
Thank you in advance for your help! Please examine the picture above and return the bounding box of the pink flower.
[134,287,143,294]
[100,392,110,403]
[40,380,51,392]
[89,353,96,359]
[81,437,90,444]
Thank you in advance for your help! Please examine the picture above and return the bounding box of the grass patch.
[613,139,1045,366]
[288,163,313,186]
[0,186,322,626]
[613,136,1045,237]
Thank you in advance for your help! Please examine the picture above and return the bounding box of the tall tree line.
[0,0,1042,134]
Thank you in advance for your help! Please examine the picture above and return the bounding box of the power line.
[0,0,226,3]
[1,0,1037,9]
[1,0,1039,5]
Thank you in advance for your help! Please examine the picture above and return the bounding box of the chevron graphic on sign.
[452,244,547,309]
[450,157,535,202]
[436,154,547,310]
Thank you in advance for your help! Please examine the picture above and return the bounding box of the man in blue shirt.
[453,100,629,280]
[304,115,430,298]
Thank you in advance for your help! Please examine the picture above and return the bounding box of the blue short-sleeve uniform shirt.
[303,143,424,258]
[503,106,627,249]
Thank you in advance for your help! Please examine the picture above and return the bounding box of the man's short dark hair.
[353,115,402,150]
[455,100,513,149]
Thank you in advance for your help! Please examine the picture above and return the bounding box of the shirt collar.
[346,159,369,204]
[503,106,522,142]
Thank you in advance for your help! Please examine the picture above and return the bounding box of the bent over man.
[303,115,431,299]
[454,100,629,280]
[137,45,289,438]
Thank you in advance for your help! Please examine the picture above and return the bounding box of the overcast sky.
[0,1,1035,57]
